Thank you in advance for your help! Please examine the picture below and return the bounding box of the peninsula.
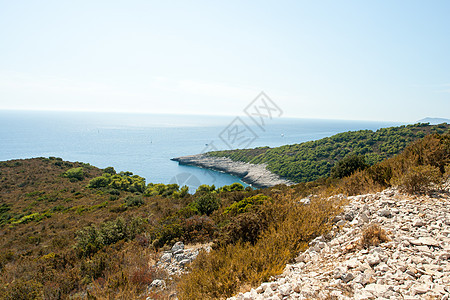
[171,154,294,188]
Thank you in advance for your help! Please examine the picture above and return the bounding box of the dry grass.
[360,223,389,248]
[177,192,341,299]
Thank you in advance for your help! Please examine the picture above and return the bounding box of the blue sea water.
[0,110,401,191]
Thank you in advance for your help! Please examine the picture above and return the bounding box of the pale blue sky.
[0,0,449,122]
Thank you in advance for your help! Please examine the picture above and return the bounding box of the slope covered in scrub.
[207,123,450,183]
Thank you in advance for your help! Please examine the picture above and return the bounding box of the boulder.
[171,241,184,252]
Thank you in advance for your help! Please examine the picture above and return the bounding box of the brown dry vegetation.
[0,131,449,299]
[177,193,342,299]
[177,133,450,299]
[0,158,192,299]
[360,223,390,248]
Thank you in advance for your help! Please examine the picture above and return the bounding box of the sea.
[0,110,402,192]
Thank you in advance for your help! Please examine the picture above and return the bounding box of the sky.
[0,0,449,122]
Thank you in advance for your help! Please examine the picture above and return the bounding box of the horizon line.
[0,107,430,124]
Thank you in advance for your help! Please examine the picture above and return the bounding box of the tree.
[331,154,369,179]
[193,194,220,216]
[63,167,84,181]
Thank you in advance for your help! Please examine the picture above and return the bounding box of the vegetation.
[63,167,84,181]
[331,153,369,178]
[88,171,146,193]
[0,128,449,299]
[360,224,389,248]
[179,132,450,299]
[208,123,450,182]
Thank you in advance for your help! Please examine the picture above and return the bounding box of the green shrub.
[63,167,84,181]
[218,183,244,193]
[10,212,52,225]
[125,195,144,207]
[76,217,146,257]
[196,184,216,194]
[331,154,369,179]
[107,188,120,195]
[88,176,111,188]
[367,163,393,187]
[224,194,269,216]
[192,194,220,216]
[178,194,339,299]
[173,185,189,199]
[145,183,181,197]
[103,166,116,175]
[152,216,183,248]
[88,173,146,193]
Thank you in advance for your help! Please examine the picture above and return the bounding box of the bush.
[88,173,146,193]
[103,167,116,175]
[360,223,389,248]
[145,183,182,198]
[173,185,189,199]
[125,195,144,208]
[183,215,216,243]
[331,154,369,179]
[63,167,84,181]
[444,165,450,188]
[224,194,269,216]
[196,184,216,194]
[76,217,145,257]
[192,194,220,216]
[152,216,183,248]
[396,165,441,194]
[88,176,111,188]
[367,163,393,187]
[220,212,267,245]
[218,183,244,193]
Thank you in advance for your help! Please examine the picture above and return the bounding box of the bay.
[0,110,401,191]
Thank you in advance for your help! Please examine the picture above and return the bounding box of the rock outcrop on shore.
[171,154,295,188]
[230,188,450,300]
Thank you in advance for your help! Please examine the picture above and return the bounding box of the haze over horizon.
[1,1,449,122]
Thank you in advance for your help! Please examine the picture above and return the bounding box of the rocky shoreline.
[171,154,294,188]
[229,188,450,300]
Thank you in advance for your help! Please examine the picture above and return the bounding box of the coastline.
[171,154,295,188]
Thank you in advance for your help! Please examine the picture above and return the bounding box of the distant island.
[418,117,450,124]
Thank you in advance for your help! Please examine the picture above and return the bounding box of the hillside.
[0,132,449,299]
[230,187,450,299]
[0,157,202,298]
[208,123,450,183]
[0,157,321,298]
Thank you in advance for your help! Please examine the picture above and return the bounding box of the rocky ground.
[154,241,212,278]
[230,188,450,300]
[171,154,294,188]
[148,241,212,293]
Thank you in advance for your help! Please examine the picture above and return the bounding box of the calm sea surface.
[0,110,401,191]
